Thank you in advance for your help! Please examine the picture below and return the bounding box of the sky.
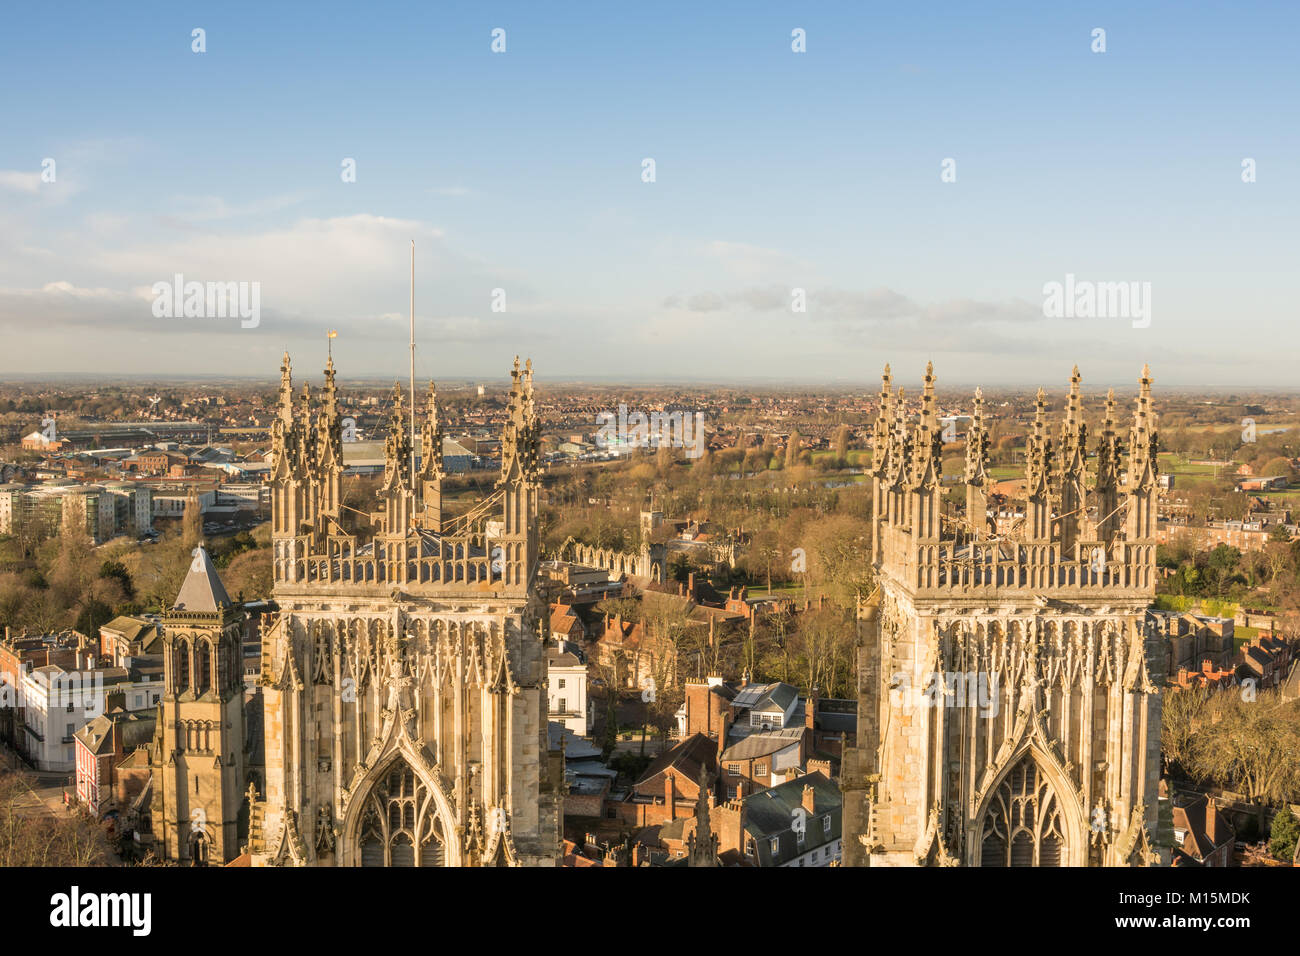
[1,1,1297,388]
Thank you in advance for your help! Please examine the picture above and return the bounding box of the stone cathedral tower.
[247,353,562,866]
[841,363,1167,867]
[150,546,248,865]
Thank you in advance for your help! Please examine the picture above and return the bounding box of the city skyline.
[2,2,1297,385]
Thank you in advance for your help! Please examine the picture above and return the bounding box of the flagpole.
[410,240,418,512]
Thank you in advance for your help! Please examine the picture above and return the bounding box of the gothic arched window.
[355,758,445,866]
[978,754,1066,867]
[190,831,210,867]
[195,639,212,695]
[174,638,191,695]
[217,635,230,691]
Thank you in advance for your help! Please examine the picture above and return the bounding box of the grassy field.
[1234,626,1261,650]
[1158,452,1229,475]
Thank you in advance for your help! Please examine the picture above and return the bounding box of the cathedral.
[152,353,562,866]
[841,363,1168,867]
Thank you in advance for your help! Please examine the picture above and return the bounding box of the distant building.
[73,708,158,818]
[98,616,161,667]
[713,771,842,867]
[720,728,805,797]
[1233,633,1294,690]
[1149,609,1234,685]
[0,481,151,544]
[622,733,718,828]
[1170,794,1234,867]
[547,642,590,735]
[20,654,163,772]
[21,430,65,452]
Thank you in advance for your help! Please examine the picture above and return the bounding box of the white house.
[20,657,163,772]
[547,642,591,736]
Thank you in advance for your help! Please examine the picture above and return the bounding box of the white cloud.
[0,170,42,194]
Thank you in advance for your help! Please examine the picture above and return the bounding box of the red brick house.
[1171,795,1235,867]
[72,708,157,818]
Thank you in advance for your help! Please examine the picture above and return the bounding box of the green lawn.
[1234,626,1260,650]
[1158,452,1227,475]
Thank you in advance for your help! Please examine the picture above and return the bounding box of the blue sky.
[1,1,1296,387]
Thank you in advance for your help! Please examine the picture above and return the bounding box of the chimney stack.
[717,713,730,771]
[801,784,816,815]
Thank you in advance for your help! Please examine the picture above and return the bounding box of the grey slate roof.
[173,546,231,612]
[742,771,842,866]
[733,681,799,715]
[721,728,803,762]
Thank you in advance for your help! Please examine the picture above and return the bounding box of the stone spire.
[911,362,942,492]
[1058,366,1088,553]
[270,351,296,482]
[871,364,893,479]
[382,383,412,494]
[499,357,540,488]
[964,387,990,538]
[1127,364,1158,493]
[297,381,317,476]
[965,387,989,486]
[1125,365,1158,542]
[318,356,342,464]
[418,380,445,532]
[315,355,343,528]
[686,763,719,867]
[1095,387,1123,542]
[870,365,894,560]
[497,358,540,590]
[1060,366,1086,472]
[1025,387,1054,540]
[890,388,910,487]
[173,544,232,613]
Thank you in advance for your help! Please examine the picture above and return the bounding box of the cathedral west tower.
[842,364,1167,867]
[248,353,562,866]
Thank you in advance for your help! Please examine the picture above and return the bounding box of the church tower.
[150,546,247,864]
[842,364,1167,868]
[251,353,562,867]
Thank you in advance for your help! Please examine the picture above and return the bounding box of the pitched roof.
[547,649,583,667]
[72,710,158,757]
[100,615,154,643]
[733,681,799,714]
[741,771,842,865]
[172,545,232,612]
[721,728,803,762]
[1171,794,1232,862]
[634,733,716,791]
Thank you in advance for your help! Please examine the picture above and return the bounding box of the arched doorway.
[189,831,210,867]
[354,757,448,867]
[978,753,1067,867]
